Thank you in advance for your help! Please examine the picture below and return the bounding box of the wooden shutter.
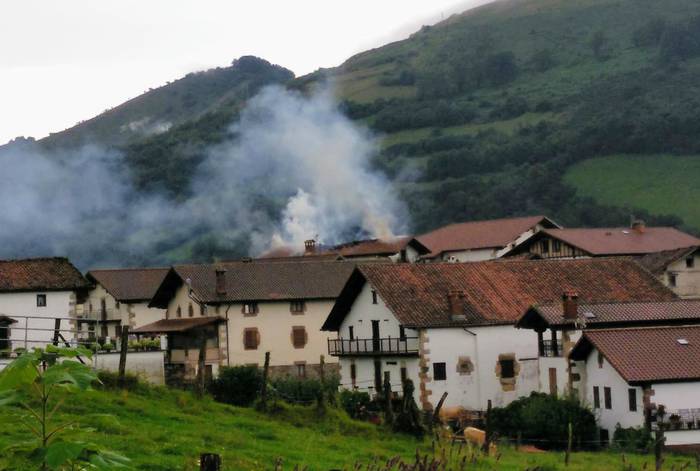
[244,328,259,350]
[292,326,307,348]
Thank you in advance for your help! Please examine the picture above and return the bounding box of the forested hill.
[16,0,700,257]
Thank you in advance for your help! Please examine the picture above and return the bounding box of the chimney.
[447,290,466,321]
[631,219,646,233]
[304,239,316,255]
[562,291,579,320]
[215,268,227,296]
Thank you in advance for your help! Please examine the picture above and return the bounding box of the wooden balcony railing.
[328,337,419,356]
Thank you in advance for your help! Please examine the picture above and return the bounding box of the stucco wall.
[664,254,700,299]
[128,302,166,329]
[94,350,166,385]
[0,291,75,349]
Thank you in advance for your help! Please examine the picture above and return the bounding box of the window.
[291,326,307,349]
[296,362,306,378]
[552,240,562,252]
[540,240,550,254]
[36,294,46,307]
[290,300,306,314]
[200,304,205,317]
[176,306,182,318]
[243,328,259,350]
[433,362,447,381]
[669,273,677,287]
[604,387,612,409]
[242,302,259,315]
[499,359,515,379]
[628,388,637,412]
[597,351,604,368]
[188,303,194,318]
[371,290,378,304]
[348,326,354,340]
[687,257,695,268]
[399,325,406,340]
[593,386,600,409]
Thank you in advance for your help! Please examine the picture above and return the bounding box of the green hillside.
[565,154,700,229]
[0,383,691,470]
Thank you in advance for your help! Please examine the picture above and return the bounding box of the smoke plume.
[0,86,408,268]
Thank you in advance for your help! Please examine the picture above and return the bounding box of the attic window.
[290,301,306,314]
[242,302,259,316]
[371,290,378,304]
[677,338,690,345]
[686,257,695,268]
[669,273,678,287]
[36,294,47,308]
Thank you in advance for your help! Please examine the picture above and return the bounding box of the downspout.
[463,328,483,412]
[224,304,231,366]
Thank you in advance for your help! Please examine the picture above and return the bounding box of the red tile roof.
[259,237,428,260]
[418,215,558,257]
[570,326,700,384]
[518,300,700,329]
[0,258,89,293]
[86,268,169,303]
[323,258,675,330]
[150,261,356,308]
[132,316,225,334]
[538,228,700,256]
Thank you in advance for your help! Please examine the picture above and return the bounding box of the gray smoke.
[0,86,409,268]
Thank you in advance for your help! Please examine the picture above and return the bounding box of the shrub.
[97,370,144,392]
[209,365,262,407]
[270,375,340,406]
[339,389,372,419]
[101,342,115,352]
[489,393,597,450]
[612,425,652,452]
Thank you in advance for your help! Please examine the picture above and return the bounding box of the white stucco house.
[321,258,672,414]
[81,268,169,340]
[636,246,700,299]
[0,258,90,359]
[417,215,560,262]
[139,260,355,384]
[571,326,700,448]
[515,298,699,397]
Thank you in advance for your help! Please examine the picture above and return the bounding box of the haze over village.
[3,0,700,469]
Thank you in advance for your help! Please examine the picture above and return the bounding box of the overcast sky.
[0,0,494,145]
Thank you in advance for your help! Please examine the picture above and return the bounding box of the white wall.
[581,350,645,434]
[339,283,416,340]
[0,291,75,350]
[441,248,496,262]
[93,350,165,385]
[663,254,700,299]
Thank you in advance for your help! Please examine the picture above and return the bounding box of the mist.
[0,86,409,268]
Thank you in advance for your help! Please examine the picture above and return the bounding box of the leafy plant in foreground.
[0,346,130,470]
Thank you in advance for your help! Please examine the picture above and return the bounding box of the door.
[548,368,558,396]
[371,320,380,352]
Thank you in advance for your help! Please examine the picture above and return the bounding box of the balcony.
[328,337,419,356]
[541,339,563,357]
[79,308,122,322]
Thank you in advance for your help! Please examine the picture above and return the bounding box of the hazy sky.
[0,0,493,145]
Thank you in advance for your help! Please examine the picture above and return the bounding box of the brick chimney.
[304,239,316,255]
[631,219,646,233]
[562,291,579,320]
[215,267,227,296]
[447,290,466,321]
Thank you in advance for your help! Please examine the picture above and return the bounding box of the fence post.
[655,406,666,471]
[118,326,129,387]
[52,318,61,346]
[196,331,207,398]
[565,421,572,466]
[260,351,270,411]
[200,453,221,471]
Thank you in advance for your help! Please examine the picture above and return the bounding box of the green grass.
[564,154,700,229]
[0,383,694,470]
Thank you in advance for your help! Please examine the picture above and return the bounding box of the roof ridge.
[539,299,696,308]
[88,267,169,272]
[0,256,70,263]
[587,324,700,333]
[432,214,546,230]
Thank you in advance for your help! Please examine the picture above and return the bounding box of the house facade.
[0,258,89,358]
[636,247,700,299]
[81,268,168,340]
[417,215,559,262]
[322,259,673,414]
[142,260,355,382]
[571,326,700,447]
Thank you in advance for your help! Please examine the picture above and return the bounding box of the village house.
[636,247,700,299]
[80,268,169,340]
[0,258,89,359]
[139,260,355,383]
[516,299,700,397]
[321,258,673,414]
[570,326,700,448]
[417,215,560,262]
[505,221,700,261]
[261,237,429,263]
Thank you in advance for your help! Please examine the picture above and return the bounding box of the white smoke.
[120,117,172,136]
[0,86,409,267]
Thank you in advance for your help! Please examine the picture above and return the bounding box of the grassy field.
[0,383,694,471]
[564,154,700,230]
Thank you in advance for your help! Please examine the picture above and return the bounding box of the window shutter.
[292,327,307,348]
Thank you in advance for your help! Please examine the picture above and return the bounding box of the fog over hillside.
[0,86,408,269]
